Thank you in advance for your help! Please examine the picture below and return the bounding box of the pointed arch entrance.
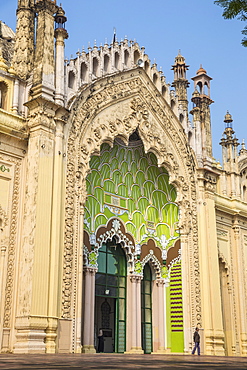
[82,134,184,353]
[63,69,200,353]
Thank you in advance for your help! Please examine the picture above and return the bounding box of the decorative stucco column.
[45,114,67,354]
[232,221,247,356]
[197,170,225,355]
[14,99,59,354]
[54,14,68,106]
[12,78,19,114]
[82,267,96,353]
[180,232,191,354]
[136,277,142,351]
[156,279,166,353]
[128,275,143,354]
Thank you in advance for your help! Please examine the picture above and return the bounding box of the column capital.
[84,267,97,275]
[130,275,142,283]
[156,278,166,287]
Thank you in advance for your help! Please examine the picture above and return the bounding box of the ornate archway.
[62,68,201,352]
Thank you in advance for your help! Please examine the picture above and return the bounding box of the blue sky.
[1,0,247,163]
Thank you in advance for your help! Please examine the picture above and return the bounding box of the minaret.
[220,112,240,197]
[12,0,35,80]
[54,5,68,106]
[32,0,58,100]
[191,66,214,164]
[220,112,239,173]
[171,51,189,119]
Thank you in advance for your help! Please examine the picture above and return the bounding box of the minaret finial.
[113,27,116,43]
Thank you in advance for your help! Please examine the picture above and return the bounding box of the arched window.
[134,50,140,65]
[95,239,127,353]
[114,52,120,69]
[141,263,153,353]
[179,114,184,124]
[124,50,130,68]
[104,54,110,73]
[144,61,149,73]
[162,85,166,97]
[204,82,209,96]
[153,73,158,86]
[80,62,88,83]
[93,57,99,77]
[68,71,75,89]
[196,82,202,94]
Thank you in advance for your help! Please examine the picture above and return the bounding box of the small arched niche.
[80,62,88,84]
[124,50,130,68]
[68,71,75,89]
[0,81,8,110]
[153,73,158,86]
[104,54,110,73]
[196,81,202,94]
[144,61,149,73]
[134,50,140,65]
[114,52,120,69]
[93,57,99,77]
[203,82,209,96]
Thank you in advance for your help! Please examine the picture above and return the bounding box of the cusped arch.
[63,69,201,327]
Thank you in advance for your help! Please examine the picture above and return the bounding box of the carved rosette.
[62,72,201,331]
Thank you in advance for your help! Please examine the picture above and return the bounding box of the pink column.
[129,276,144,354]
[90,269,96,348]
[82,268,96,353]
[157,279,166,352]
[136,277,143,351]
[131,276,137,350]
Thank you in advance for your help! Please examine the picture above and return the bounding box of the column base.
[1,328,10,353]
[82,345,96,354]
[13,316,48,354]
[240,333,247,356]
[204,331,225,356]
[152,347,168,354]
[125,347,144,354]
[45,318,58,354]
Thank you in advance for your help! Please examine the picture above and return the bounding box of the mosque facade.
[0,0,247,356]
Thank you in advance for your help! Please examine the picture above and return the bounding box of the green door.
[95,239,126,353]
[141,263,153,353]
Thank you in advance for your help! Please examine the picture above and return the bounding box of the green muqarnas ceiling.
[84,140,179,250]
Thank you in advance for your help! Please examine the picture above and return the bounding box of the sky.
[1,0,247,163]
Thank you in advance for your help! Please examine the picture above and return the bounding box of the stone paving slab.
[0,354,247,370]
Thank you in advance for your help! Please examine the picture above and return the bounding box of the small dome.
[224,111,233,123]
[192,89,200,98]
[56,6,65,17]
[196,65,207,75]
[55,5,67,24]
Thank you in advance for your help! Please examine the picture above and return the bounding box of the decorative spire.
[113,27,116,43]
[224,110,233,128]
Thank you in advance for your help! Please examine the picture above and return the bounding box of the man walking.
[192,327,200,355]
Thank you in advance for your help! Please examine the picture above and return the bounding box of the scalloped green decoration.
[135,261,142,274]
[84,141,179,247]
[161,265,169,279]
[89,251,97,266]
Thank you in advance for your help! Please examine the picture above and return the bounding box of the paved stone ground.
[0,354,247,370]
